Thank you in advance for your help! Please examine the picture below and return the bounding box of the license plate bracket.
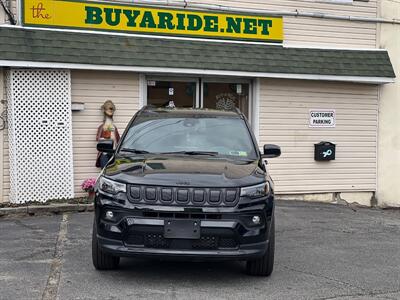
[164,219,200,239]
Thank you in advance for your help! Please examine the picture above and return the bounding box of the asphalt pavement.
[1,201,399,300]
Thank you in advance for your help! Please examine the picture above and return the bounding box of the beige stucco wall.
[377,1,400,207]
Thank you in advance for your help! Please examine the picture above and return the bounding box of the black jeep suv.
[92,107,281,276]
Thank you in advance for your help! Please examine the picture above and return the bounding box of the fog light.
[105,211,114,220]
[252,215,261,225]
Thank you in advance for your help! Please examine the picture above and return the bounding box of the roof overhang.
[0,26,396,84]
[0,60,394,84]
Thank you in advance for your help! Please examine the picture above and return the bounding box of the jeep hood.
[103,155,265,188]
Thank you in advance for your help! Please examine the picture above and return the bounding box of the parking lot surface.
[1,201,399,300]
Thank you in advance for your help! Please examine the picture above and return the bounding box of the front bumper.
[94,193,274,261]
[98,235,268,260]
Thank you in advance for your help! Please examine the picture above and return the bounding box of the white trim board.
[282,43,388,52]
[252,78,260,143]
[0,60,394,84]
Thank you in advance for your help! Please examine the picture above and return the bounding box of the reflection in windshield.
[120,117,257,160]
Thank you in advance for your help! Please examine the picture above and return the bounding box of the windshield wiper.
[120,148,150,154]
[160,151,218,156]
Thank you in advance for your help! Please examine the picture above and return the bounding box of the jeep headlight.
[98,176,126,195]
[240,182,270,199]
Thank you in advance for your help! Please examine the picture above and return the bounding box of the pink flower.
[81,178,97,192]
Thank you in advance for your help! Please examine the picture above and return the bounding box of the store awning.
[0,26,395,84]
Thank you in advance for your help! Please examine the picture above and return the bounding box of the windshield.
[120,115,258,160]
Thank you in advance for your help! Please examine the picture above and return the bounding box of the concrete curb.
[0,203,94,218]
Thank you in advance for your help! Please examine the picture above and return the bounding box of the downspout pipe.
[0,0,16,25]
[124,0,400,25]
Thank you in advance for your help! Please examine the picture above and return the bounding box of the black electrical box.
[314,141,335,161]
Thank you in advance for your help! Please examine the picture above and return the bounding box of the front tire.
[92,219,120,270]
[246,215,275,276]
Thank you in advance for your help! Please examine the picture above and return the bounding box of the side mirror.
[97,139,114,153]
[262,144,281,158]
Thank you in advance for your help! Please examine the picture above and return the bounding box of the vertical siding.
[2,134,9,203]
[0,69,4,203]
[71,70,139,197]
[2,69,10,203]
[259,79,378,194]
[10,0,377,48]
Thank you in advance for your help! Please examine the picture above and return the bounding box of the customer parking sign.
[309,109,336,128]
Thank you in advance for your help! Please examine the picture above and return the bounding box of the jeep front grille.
[128,185,239,207]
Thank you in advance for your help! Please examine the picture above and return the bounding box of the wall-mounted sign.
[309,109,336,128]
[23,0,283,42]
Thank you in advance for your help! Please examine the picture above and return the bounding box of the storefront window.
[202,82,249,118]
[146,78,250,119]
[147,80,196,108]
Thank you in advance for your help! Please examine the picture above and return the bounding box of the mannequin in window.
[96,100,120,168]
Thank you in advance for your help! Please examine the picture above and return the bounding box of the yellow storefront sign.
[23,0,283,42]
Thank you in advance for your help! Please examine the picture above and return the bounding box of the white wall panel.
[1,73,380,200]
[2,70,140,201]
[201,0,378,48]
[6,69,74,203]
[259,79,378,194]
[71,70,139,197]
